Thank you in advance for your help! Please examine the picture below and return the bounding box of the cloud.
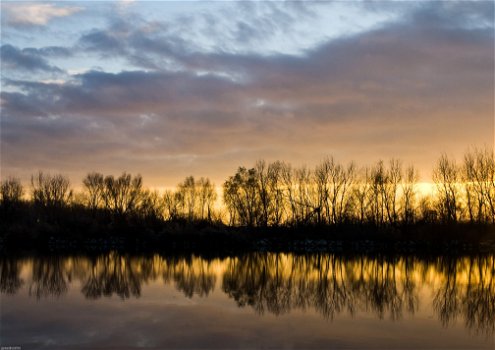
[0,44,64,73]
[3,3,83,27]
[79,30,126,55]
[0,1,493,185]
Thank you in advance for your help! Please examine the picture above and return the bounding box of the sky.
[1,0,494,188]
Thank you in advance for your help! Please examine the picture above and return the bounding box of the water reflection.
[223,255,423,320]
[1,253,494,335]
[29,256,69,299]
[81,254,143,299]
[0,256,23,294]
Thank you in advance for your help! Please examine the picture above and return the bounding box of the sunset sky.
[1,0,493,188]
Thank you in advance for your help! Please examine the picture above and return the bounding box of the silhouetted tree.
[370,161,386,225]
[102,172,142,216]
[168,176,217,222]
[197,177,217,221]
[139,189,164,221]
[418,195,437,223]
[314,158,356,225]
[0,177,24,218]
[281,162,297,224]
[401,165,418,224]
[256,160,271,227]
[0,176,23,206]
[163,189,181,220]
[31,171,72,208]
[294,166,317,224]
[82,172,105,210]
[267,161,285,226]
[433,154,460,223]
[178,176,197,221]
[463,147,495,223]
[223,167,260,226]
[352,167,372,224]
[382,159,402,225]
[3,146,495,231]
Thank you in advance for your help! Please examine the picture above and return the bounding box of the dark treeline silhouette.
[1,147,494,250]
[1,253,493,335]
[223,147,494,227]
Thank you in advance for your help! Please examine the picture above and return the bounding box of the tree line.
[1,146,494,227]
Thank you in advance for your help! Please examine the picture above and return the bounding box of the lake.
[1,253,494,349]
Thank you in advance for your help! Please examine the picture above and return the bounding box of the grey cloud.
[70,0,322,70]
[37,46,73,57]
[1,1,493,185]
[408,1,494,29]
[0,91,49,119]
[0,44,64,73]
[232,0,316,39]
[79,30,125,55]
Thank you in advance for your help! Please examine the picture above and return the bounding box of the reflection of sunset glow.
[3,253,493,335]
[14,254,489,294]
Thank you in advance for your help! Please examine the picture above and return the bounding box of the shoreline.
[2,222,495,255]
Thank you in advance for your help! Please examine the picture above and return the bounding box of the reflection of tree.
[29,256,68,299]
[463,256,495,335]
[0,257,24,294]
[362,257,404,320]
[402,257,419,315]
[309,255,350,319]
[81,253,152,299]
[162,256,217,298]
[223,254,268,313]
[433,256,495,336]
[3,252,494,336]
[433,256,462,326]
[223,253,304,315]
[223,254,420,320]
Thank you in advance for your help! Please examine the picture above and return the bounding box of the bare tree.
[370,161,386,225]
[223,167,260,226]
[267,161,285,226]
[295,166,317,224]
[401,165,418,224]
[31,171,72,208]
[197,177,217,221]
[0,177,23,206]
[222,179,237,225]
[256,160,270,227]
[463,147,495,223]
[163,189,181,220]
[331,160,355,224]
[433,154,460,223]
[463,151,480,222]
[281,162,297,225]
[177,176,197,221]
[382,159,402,225]
[139,190,164,220]
[315,160,330,224]
[103,173,142,215]
[352,167,372,224]
[82,172,105,210]
[418,195,437,223]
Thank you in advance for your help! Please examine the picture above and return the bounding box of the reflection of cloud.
[3,3,83,26]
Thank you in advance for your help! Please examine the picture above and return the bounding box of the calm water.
[1,253,494,349]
